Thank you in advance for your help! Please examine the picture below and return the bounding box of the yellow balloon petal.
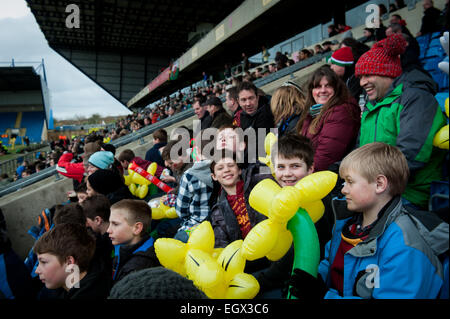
[203,281,228,299]
[212,248,224,260]
[217,240,246,282]
[226,273,260,299]
[295,171,338,204]
[151,206,165,220]
[187,221,215,254]
[301,200,325,223]
[165,207,178,219]
[136,184,148,199]
[445,98,449,118]
[185,249,224,290]
[265,228,293,261]
[269,186,302,224]
[128,183,137,195]
[241,219,281,261]
[154,238,187,272]
[123,174,132,186]
[433,125,449,149]
[265,132,277,155]
[132,172,151,186]
[147,162,157,176]
[249,179,281,216]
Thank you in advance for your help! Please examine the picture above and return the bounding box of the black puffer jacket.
[209,162,273,248]
[112,234,160,284]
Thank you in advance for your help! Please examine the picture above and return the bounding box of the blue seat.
[422,56,441,71]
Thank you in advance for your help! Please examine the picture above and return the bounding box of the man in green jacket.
[355,34,447,209]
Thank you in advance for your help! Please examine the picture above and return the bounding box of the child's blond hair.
[339,142,409,196]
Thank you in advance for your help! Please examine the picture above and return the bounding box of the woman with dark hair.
[270,81,306,137]
[296,65,361,172]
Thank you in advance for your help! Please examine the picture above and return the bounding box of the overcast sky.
[0,0,132,120]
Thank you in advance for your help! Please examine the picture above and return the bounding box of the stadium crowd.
[0,1,449,300]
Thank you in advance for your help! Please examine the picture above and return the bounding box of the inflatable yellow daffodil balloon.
[258,132,277,175]
[433,98,449,150]
[154,221,260,299]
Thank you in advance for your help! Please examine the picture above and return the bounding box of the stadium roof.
[0,67,42,91]
[26,0,245,56]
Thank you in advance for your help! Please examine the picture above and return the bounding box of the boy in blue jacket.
[290,142,449,299]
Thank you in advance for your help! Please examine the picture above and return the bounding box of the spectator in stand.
[362,28,376,43]
[327,24,339,37]
[87,169,135,205]
[118,149,163,178]
[86,151,115,176]
[204,96,233,129]
[339,38,370,66]
[34,223,110,299]
[337,23,352,33]
[225,86,242,127]
[56,141,101,188]
[390,14,407,28]
[0,209,34,299]
[329,46,365,102]
[270,81,306,138]
[321,41,333,53]
[298,49,313,62]
[268,63,277,73]
[238,81,275,158]
[275,51,288,70]
[417,0,443,36]
[385,24,422,73]
[242,52,250,72]
[145,128,167,168]
[314,44,324,55]
[355,33,447,209]
[262,45,270,64]
[107,199,160,284]
[296,65,361,172]
[193,99,212,131]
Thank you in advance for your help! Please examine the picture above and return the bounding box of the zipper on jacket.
[373,111,380,141]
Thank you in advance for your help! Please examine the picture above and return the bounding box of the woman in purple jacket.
[297,65,361,172]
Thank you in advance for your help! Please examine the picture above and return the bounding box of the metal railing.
[0,108,196,198]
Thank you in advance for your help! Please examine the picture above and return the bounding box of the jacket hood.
[189,159,213,188]
[393,68,438,95]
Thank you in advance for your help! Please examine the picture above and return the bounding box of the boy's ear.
[375,175,389,193]
[211,173,218,182]
[94,216,103,225]
[65,256,76,266]
[133,222,144,236]
[308,164,314,175]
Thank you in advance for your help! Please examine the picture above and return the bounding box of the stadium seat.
[20,112,45,143]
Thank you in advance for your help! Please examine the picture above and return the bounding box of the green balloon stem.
[286,207,320,299]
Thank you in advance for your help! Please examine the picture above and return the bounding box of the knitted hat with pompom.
[355,34,406,78]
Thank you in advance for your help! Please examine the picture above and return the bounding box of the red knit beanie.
[329,46,354,67]
[355,34,406,78]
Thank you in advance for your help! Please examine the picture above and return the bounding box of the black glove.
[287,268,326,299]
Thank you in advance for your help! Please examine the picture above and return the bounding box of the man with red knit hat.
[355,33,447,209]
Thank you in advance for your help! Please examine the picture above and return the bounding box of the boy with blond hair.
[289,142,449,299]
[107,199,160,284]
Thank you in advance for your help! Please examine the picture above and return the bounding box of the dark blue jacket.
[145,142,167,167]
